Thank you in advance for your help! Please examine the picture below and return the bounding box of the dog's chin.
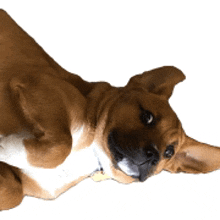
[117,158,140,177]
[114,158,156,182]
[93,155,154,183]
[108,150,155,182]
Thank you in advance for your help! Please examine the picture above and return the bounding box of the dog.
[1,9,220,210]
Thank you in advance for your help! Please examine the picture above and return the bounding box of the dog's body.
[1,9,220,210]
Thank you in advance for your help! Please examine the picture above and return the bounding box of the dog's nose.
[133,145,160,182]
[125,144,160,182]
[145,144,160,165]
[132,144,160,166]
[108,132,160,181]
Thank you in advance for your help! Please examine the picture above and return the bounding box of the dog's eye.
[164,145,175,158]
[141,110,154,126]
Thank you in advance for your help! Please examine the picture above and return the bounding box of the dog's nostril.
[151,159,158,166]
[144,144,160,165]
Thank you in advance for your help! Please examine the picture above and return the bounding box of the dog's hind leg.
[0,162,23,210]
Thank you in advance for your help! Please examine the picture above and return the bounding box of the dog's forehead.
[114,89,172,115]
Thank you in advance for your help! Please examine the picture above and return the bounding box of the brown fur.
[0,162,23,210]
[1,9,220,210]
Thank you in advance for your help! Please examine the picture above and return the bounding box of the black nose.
[145,145,160,166]
[121,144,160,182]
[108,131,159,182]
[132,144,160,166]
[133,145,160,182]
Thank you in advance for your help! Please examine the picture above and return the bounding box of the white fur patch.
[118,158,139,177]
[0,131,33,168]
[23,146,100,198]
[91,142,114,177]
[0,129,100,198]
[71,125,85,149]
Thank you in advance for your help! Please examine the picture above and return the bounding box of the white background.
[1,1,220,219]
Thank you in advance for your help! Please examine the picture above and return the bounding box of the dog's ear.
[165,136,220,174]
[127,66,185,99]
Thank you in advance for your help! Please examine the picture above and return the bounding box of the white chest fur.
[0,130,101,198]
[23,146,100,198]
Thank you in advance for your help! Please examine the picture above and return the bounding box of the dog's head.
[94,66,220,183]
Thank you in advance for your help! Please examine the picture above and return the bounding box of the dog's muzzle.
[108,131,160,182]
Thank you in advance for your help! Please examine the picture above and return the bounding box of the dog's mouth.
[110,145,154,182]
[108,131,160,182]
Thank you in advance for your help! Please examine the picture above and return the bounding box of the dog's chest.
[0,131,100,198]
[23,147,99,198]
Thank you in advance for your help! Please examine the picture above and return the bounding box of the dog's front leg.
[9,72,86,169]
[0,132,72,169]
[24,134,72,168]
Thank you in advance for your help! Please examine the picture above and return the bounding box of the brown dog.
[0,9,220,210]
